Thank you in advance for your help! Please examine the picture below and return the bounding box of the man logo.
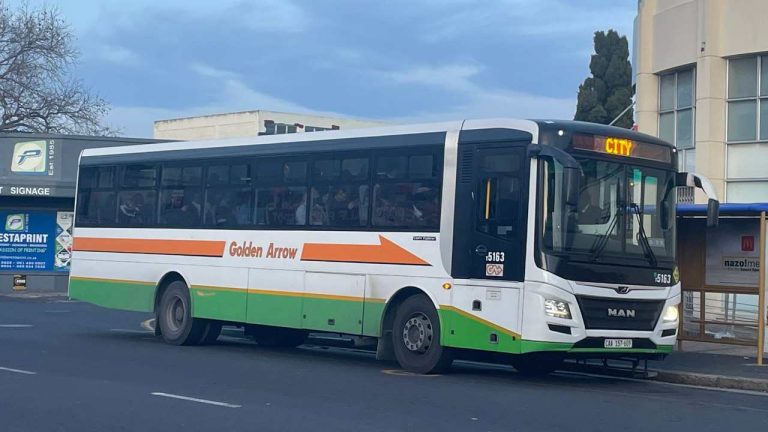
[11,140,47,174]
[607,308,636,318]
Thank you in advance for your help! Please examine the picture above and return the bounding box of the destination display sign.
[571,134,672,164]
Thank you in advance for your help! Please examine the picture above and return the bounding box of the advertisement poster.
[705,219,761,288]
[0,211,57,272]
[55,212,73,271]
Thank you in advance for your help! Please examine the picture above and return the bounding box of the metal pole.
[758,211,766,365]
[609,100,636,126]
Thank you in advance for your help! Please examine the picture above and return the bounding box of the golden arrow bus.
[69,119,718,374]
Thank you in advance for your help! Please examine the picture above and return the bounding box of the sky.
[38,0,636,137]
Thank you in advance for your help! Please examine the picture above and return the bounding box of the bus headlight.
[662,305,679,323]
[544,299,571,319]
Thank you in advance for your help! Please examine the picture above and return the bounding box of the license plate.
[604,338,633,349]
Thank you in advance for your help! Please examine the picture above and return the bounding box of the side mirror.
[564,167,581,207]
[677,171,720,227]
[707,198,720,228]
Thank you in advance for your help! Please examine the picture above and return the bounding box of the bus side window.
[372,152,440,230]
[204,162,253,227]
[76,166,116,226]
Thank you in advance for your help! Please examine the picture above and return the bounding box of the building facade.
[634,0,768,203]
[0,134,160,292]
[154,110,388,141]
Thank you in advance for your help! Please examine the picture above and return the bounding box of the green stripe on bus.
[190,287,248,322]
[69,277,156,312]
[439,308,521,353]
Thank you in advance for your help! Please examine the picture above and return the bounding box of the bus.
[69,119,719,375]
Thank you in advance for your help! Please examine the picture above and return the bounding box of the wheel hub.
[402,313,433,353]
[166,296,185,333]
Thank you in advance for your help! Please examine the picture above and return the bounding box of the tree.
[0,3,114,135]
[574,30,633,129]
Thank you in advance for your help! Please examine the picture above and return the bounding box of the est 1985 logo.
[11,140,47,174]
[5,214,26,231]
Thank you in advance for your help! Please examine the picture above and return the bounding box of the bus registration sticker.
[485,264,503,277]
[604,339,633,349]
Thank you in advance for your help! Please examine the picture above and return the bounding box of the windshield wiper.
[589,205,622,262]
[630,203,658,267]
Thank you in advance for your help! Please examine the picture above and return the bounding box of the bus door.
[452,144,529,282]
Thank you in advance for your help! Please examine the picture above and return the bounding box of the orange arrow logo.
[300,235,429,266]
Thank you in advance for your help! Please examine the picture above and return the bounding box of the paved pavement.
[2,295,768,432]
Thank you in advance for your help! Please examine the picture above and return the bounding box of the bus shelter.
[676,203,768,364]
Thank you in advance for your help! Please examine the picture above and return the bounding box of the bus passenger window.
[255,186,307,226]
[121,165,157,188]
[117,190,156,226]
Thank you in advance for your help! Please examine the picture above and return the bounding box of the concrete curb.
[563,361,768,392]
[653,369,768,392]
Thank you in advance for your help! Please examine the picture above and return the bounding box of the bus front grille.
[576,296,665,331]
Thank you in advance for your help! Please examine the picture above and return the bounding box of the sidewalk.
[647,341,768,391]
[568,341,768,392]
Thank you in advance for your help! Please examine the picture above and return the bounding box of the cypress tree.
[574,30,634,129]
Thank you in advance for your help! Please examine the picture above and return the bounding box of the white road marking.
[0,366,37,375]
[140,319,155,332]
[151,392,241,408]
[0,324,33,328]
[45,310,71,313]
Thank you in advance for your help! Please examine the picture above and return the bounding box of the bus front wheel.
[392,295,453,374]
[158,280,207,345]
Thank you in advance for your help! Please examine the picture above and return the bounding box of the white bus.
[69,119,718,374]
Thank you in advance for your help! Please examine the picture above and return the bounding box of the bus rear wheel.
[158,280,206,346]
[392,294,453,374]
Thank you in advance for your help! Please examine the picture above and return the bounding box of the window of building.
[725,56,768,202]
[658,68,695,172]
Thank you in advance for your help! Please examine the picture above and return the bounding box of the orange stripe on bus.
[73,237,226,257]
[300,235,429,266]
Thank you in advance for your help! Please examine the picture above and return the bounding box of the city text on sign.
[605,137,633,157]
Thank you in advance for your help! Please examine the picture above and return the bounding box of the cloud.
[109,62,355,136]
[377,62,575,121]
[420,0,635,43]
[92,44,141,66]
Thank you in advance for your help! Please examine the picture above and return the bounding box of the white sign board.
[705,220,760,288]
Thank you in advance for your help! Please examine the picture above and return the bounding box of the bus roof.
[79,118,673,162]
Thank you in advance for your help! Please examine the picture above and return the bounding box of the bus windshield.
[540,157,676,266]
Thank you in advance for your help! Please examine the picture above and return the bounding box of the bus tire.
[511,353,564,376]
[392,294,453,374]
[157,280,206,346]
[197,321,222,345]
[248,325,307,348]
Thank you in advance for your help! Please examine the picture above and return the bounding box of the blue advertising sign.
[0,211,60,272]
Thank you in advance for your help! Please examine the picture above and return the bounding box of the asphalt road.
[1,295,767,432]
